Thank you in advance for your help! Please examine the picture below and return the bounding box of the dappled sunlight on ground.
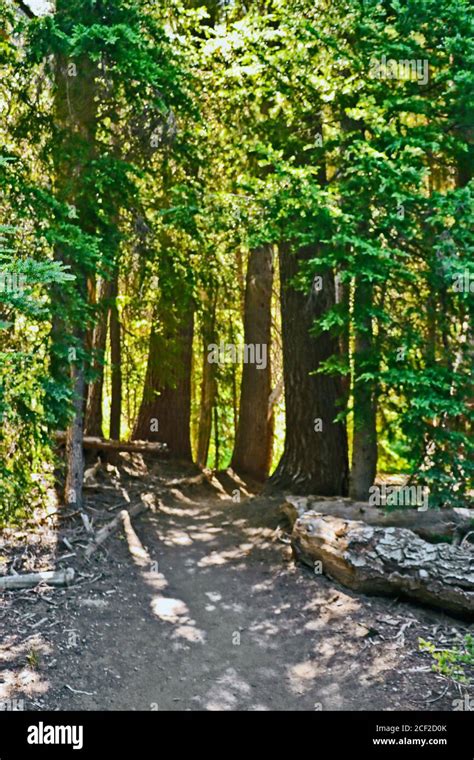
[247,620,282,648]
[287,660,322,695]
[161,529,194,547]
[356,648,403,684]
[203,667,253,711]
[140,570,168,592]
[1,634,52,702]
[150,596,206,644]
[1,667,50,700]
[198,543,255,568]
[169,489,197,505]
[250,579,276,593]
[151,596,187,622]
[2,465,466,711]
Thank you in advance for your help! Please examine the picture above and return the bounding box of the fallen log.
[0,568,75,591]
[54,432,168,456]
[282,496,474,544]
[84,499,151,559]
[292,512,474,617]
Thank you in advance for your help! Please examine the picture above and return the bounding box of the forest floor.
[1,454,472,712]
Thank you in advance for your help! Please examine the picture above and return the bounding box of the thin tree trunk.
[109,271,122,440]
[231,245,274,481]
[197,295,217,468]
[82,276,95,424]
[132,308,194,461]
[65,360,86,510]
[85,278,113,437]
[235,247,246,319]
[447,153,474,462]
[52,3,98,508]
[229,317,238,433]
[268,244,349,495]
[349,277,377,500]
[335,272,351,408]
[214,405,219,470]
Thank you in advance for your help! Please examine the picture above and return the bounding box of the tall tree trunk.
[268,244,349,495]
[452,152,473,450]
[335,271,351,409]
[349,277,377,500]
[84,278,113,437]
[132,308,194,461]
[197,294,217,468]
[109,271,122,440]
[231,245,274,481]
[65,357,86,510]
[213,405,220,470]
[52,3,98,508]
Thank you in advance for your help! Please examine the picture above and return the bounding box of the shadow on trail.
[1,459,464,711]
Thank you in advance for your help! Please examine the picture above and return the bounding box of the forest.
[0,0,473,719]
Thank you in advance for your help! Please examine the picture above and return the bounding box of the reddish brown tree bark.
[268,244,349,495]
[132,308,194,461]
[231,246,274,481]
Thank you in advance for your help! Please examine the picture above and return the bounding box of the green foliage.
[191,0,473,493]
[0,0,472,509]
[419,635,474,684]
[0,216,72,523]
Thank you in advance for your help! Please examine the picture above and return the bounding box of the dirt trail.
[1,461,470,711]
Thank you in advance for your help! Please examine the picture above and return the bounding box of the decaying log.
[282,496,474,544]
[84,498,152,559]
[292,512,474,617]
[54,432,168,456]
[0,568,75,591]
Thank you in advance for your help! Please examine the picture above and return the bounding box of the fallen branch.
[84,498,152,559]
[54,432,168,456]
[292,512,474,617]
[0,568,74,591]
[282,496,474,543]
[65,684,96,696]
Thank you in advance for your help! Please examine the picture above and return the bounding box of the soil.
[1,454,472,711]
